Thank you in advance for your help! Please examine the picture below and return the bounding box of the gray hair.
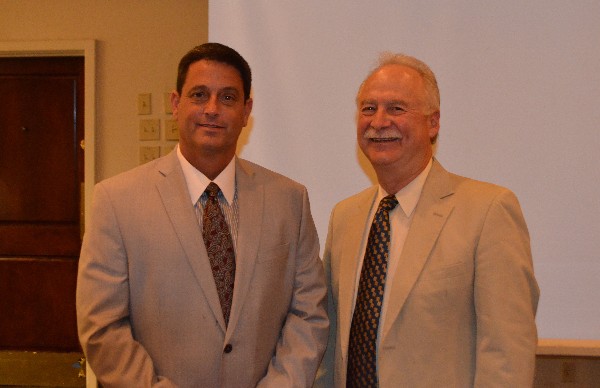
[359,52,440,114]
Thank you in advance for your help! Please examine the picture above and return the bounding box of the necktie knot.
[205,182,220,199]
[379,194,398,213]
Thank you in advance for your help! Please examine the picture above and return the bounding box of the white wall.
[209,1,600,340]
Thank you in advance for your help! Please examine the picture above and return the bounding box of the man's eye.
[389,106,405,114]
[361,106,376,115]
[190,92,206,100]
[220,94,237,105]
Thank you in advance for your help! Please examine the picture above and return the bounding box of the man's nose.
[204,95,219,116]
[370,108,390,129]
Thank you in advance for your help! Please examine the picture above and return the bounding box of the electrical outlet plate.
[139,119,160,141]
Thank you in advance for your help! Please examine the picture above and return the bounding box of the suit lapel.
[338,187,378,361]
[380,160,455,343]
[155,152,227,331]
[224,159,262,339]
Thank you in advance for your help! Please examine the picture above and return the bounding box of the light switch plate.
[164,119,179,140]
[139,119,160,140]
[139,146,160,164]
[137,93,152,115]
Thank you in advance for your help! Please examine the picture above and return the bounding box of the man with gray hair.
[315,53,539,387]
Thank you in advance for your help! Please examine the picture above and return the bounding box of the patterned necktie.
[347,194,398,388]
[202,182,236,327]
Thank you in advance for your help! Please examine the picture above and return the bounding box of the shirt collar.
[377,158,433,217]
[176,145,236,205]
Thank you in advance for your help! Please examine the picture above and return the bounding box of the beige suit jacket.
[77,152,328,387]
[316,159,539,387]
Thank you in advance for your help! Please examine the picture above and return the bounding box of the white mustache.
[363,127,402,139]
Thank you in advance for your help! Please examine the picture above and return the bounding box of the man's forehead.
[358,96,408,105]
[184,61,244,89]
[358,67,425,101]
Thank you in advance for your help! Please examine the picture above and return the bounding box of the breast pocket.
[415,261,472,294]
[253,243,293,303]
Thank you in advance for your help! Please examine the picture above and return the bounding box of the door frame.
[0,40,96,226]
[0,41,98,386]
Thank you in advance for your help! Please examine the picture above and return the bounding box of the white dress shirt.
[176,145,239,248]
[353,158,433,351]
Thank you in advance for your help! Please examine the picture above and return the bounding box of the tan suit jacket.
[316,159,539,387]
[77,152,328,387]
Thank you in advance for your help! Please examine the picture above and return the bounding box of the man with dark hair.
[175,42,252,99]
[315,52,539,387]
[77,43,328,387]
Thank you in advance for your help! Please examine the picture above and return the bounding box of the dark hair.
[176,42,252,101]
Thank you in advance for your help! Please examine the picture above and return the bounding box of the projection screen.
[209,0,600,341]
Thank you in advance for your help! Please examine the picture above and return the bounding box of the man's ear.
[170,91,180,118]
[243,97,253,126]
[428,110,440,138]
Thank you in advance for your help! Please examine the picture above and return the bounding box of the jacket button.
[224,344,233,353]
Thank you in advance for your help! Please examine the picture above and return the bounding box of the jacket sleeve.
[256,187,330,388]
[313,206,337,388]
[473,189,540,387]
[76,182,176,387]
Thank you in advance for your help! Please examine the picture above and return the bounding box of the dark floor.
[0,351,85,387]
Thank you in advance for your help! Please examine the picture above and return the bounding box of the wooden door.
[0,57,84,351]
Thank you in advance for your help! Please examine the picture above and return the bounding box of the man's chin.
[364,148,402,164]
[196,141,237,157]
